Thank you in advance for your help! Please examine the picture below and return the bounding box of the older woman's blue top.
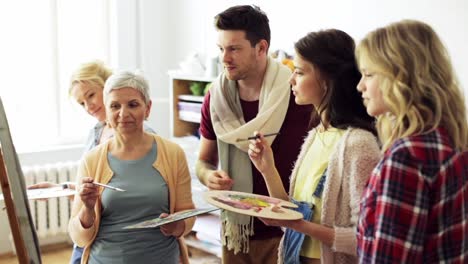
[88,141,179,264]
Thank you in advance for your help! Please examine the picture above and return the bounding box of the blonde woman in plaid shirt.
[356,20,468,263]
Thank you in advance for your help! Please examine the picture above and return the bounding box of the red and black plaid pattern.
[357,127,468,263]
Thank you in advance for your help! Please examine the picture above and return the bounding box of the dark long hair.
[214,5,270,49]
[295,29,376,134]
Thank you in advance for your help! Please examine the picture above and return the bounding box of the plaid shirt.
[357,127,468,263]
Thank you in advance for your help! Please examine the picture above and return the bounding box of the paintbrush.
[92,182,126,192]
[235,132,280,142]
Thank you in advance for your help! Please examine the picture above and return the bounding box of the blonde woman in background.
[356,20,468,263]
[70,61,117,152]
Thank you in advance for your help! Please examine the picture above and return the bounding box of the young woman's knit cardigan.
[278,128,380,264]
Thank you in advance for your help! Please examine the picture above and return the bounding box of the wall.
[108,0,173,138]
[170,0,468,96]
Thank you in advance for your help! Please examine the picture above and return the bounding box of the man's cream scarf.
[210,57,291,253]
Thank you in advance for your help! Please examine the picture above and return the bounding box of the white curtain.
[0,0,111,151]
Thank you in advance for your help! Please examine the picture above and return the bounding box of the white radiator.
[22,161,79,239]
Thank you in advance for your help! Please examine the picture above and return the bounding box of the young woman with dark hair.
[248,29,380,264]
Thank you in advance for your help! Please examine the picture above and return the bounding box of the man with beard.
[196,5,312,264]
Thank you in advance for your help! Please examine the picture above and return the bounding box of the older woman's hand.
[159,213,185,238]
[79,177,99,210]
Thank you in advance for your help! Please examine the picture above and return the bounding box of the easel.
[0,97,41,263]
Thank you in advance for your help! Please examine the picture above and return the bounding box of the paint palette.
[203,190,303,220]
[0,187,75,201]
[123,207,219,229]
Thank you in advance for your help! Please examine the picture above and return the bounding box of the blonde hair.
[69,60,113,95]
[356,20,467,151]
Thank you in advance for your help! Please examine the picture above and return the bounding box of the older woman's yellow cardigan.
[68,134,195,264]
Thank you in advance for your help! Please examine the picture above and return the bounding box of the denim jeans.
[282,168,327,264]
[70,244,83,264]
[282,199,314,264]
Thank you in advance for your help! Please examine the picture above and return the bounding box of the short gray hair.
[103,70,150,104]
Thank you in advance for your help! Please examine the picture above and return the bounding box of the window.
[0,0,110,152]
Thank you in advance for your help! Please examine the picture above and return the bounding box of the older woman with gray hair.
[68,71,195,264]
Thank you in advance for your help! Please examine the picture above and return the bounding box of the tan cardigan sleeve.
[173,144,196,236]
[68,159,98,247]
[332,130,380,255]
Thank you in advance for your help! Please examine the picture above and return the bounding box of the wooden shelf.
[186,213,222,258]
[168,71,216,83]
[169,73,215,137]
[178,94,204,103]
[168,72,221,259]
[185,233,221,258]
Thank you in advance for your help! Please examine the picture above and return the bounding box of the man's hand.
[206,170,233,190]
